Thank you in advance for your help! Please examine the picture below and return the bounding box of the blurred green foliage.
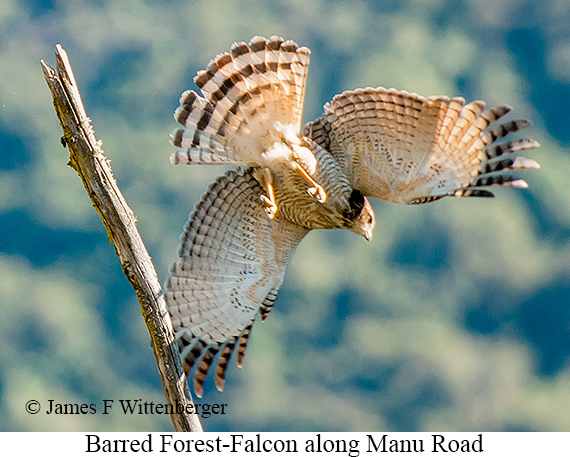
[0,0,569,431]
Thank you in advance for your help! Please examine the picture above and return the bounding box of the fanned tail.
[170,36,310,166]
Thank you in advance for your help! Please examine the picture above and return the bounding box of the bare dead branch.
[41,45,203,432]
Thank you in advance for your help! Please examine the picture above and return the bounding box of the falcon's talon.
[291,161,327,204]
[265,207,277,219]
[259,168,279,219]
[260,195,278,219]
[307,185,327,203]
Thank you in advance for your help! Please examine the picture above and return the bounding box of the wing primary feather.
[214,338,236,392]
[479,105,511,123]
[193,345,220,398]
[178,336,208,374]
[259,287,280,321]
[480,156,540,174]
[473,174,529,188]
[485,138,541,160]
[452,189,496,198]
[482,119,531,144]
[236,321,253,368]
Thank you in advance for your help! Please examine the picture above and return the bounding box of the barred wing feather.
[304,87,540,204]
[165,168,308,397]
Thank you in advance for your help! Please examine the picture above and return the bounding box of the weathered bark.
[41,45,203,432]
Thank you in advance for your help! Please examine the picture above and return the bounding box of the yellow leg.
[259,168,278,219]
[291,161,327,203]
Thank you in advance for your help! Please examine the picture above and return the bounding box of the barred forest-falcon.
[164,35,540,397]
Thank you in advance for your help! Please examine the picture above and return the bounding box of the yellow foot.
[260,195,278,219]
[306,184,327,203]
[292,161,327,203]
[259,168,278,219]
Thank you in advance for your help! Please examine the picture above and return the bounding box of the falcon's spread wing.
[165,167,309,397]
[304,87,540,204]
[170,35,311,167]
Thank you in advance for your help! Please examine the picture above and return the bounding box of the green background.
[0,0,568,431]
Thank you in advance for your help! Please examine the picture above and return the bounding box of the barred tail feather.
[171,90,238,162]
[165,168,307,396]
[171,36,310,166]
[280,39,310,131]
[170,148,240,165]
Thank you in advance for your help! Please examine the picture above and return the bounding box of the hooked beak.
[364,231,372,242]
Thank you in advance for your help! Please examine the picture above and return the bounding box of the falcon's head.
[343,189,376,241]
